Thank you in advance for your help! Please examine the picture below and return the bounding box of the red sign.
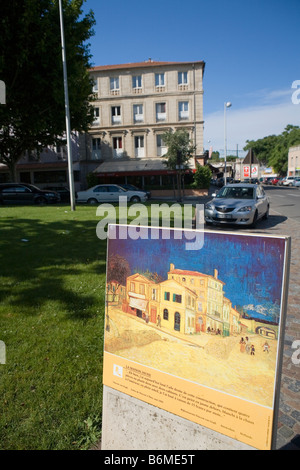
[244,166,250,177]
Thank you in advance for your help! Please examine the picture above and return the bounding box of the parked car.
[281,176,296,186]
[216,177,233,187]
[243,178,260,185]
[76,184,148,204]
[263,176,277,185]
[204,183,269,227]
[271,177,280,185]
[292,177,300,187]
[0,183,60,205]
[44,186,78,203]
[119,184,151,199]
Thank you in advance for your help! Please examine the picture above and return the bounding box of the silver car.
[76,184,148,204]
[204,184,269,227]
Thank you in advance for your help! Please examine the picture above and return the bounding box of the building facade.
[0,59,205,190]
[85,59,205,188]
[288,145,300,176]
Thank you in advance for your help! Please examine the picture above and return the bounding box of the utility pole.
[59,0,76,211]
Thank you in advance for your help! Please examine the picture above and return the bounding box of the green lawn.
[0,201,193,449]
[0,204,107,450]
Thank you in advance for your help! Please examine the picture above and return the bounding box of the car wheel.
[263,205,269,220]
[250,210,258,228]
[35,197,47,205]
[87,198,98,205]
[130,196,141,202]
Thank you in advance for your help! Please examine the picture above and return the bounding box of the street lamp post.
[58,0,76,211]
[224,101,232,186]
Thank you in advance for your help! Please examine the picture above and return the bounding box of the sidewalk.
[263,213,300,449]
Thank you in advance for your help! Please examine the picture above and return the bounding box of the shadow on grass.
[0,215,107,320]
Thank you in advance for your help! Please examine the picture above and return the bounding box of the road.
[263,185,300,222]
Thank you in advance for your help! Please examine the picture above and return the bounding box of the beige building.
[0,59,205,190]
[84,59,205,188]
[288,145,300,176]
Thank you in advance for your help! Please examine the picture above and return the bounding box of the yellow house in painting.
[120,263,241,338]
[158,279,197,334]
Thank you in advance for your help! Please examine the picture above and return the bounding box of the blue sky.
[82,0,300,157]
[108,228,286,323]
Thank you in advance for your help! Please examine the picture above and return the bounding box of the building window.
[33,170,67,184]
[164,291,170,301]
[139,284,145,295]
[133,104,144,123]
[173,294,182,303]
[135,136,144,158]
[155,73,165,87]
[111,106,121,124]
[110,77,120,94]
[92,107,100,126]
[132,75,142,91]
[92,78,98,93]
[163,309,169,320]
[130,282,135,292]
[152,289,157,301]
[157,135,167,156]
[92,138,101,160]
[178,71,188,85]
[156,102,166,122]
[113,136,123,158]
[178,101,189,120]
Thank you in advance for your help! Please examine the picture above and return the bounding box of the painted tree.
[0,0,95,180]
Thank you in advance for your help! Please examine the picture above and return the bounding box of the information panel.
[103,226,290,450]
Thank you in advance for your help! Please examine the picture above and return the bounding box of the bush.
[192,165,212,189]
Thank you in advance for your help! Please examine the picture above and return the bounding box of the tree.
[192,164,212,189]
[0,0,95,180]
[244,125,300,174]
[162,129,196,201]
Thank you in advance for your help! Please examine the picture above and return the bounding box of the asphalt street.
[263,185,300,222]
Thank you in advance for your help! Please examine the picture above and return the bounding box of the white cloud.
[204,91,300,157]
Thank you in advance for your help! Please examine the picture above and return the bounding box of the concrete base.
[102,386,256,450]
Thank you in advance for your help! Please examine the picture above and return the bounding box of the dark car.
[44,186,77,203]
[119,184,151,199]
[0,183,60,205]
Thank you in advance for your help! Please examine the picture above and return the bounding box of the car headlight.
[205,203,214,210]
[237,206,252,212]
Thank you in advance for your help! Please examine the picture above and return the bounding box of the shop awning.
[129,297,148,311]
[94,159,196,176]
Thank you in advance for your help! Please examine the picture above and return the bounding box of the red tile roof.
[90,59,205,72]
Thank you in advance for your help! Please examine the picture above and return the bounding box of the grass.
[0,200,193,449]
[0,204,107,450]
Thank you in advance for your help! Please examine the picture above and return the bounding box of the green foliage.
[244,125,300,174]
[0,0,96,179]
[192,164,212,189]
[162,129,195,170]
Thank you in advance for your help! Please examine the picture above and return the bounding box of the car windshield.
[216,186,254,199]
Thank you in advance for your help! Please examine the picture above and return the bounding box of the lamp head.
[225,102,232,108]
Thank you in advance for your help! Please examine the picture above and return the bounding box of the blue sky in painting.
[107,228,286,323]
